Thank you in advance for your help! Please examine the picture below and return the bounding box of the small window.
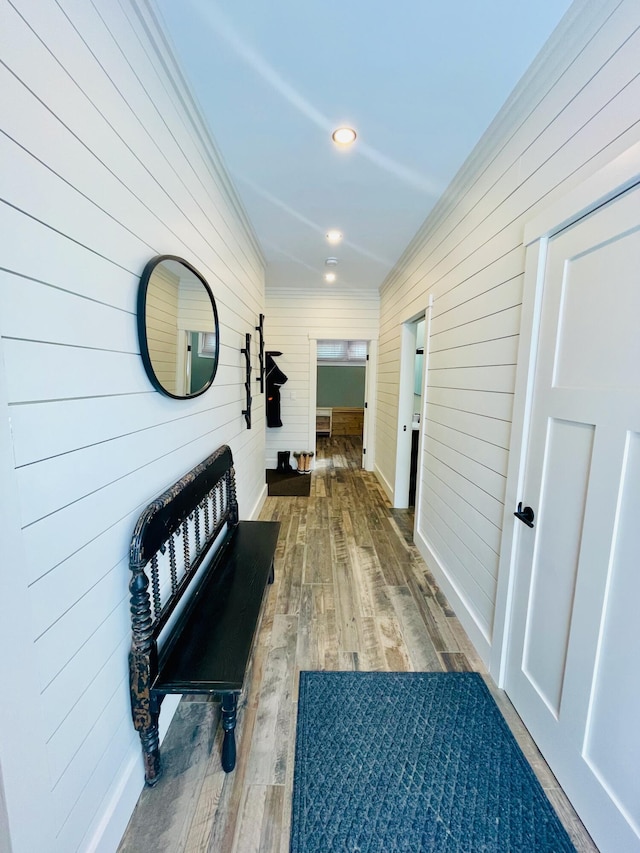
[317,340,367,364]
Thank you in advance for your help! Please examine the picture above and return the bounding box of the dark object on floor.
[291,672,577,853]
[266,468,311,497]
[266,352,287,427]
[128,445,280,785]
[277,450,293,472]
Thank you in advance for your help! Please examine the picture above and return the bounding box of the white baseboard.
[413,527,491,667]
[81,696,180,853]
[82,749,142,853]
[249,483,268,520]
[373,464,394,503]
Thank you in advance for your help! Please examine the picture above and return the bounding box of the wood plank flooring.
[118,436,598,853]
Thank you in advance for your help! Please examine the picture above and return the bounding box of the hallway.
[119,437,597,852]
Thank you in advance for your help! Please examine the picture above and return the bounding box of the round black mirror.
[137,255,220,398]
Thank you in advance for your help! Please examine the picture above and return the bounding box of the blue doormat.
[291,672,576,852]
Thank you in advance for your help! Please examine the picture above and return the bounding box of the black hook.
[514,502,535,528]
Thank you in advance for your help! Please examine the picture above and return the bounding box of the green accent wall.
[189,331,214,393]
[317,365,365,407]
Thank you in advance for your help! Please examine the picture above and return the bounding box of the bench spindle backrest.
[129,445,238,659]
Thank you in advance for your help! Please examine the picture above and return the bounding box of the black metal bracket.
[255,314,265,394]
[514,502,535,528]
[241,333,252,429]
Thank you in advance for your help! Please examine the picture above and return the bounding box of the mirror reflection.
[138,256,219,398]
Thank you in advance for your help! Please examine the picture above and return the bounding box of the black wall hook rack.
[255,314,265,394]
[241,332,252,429]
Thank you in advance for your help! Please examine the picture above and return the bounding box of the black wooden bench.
[128,445,280,786]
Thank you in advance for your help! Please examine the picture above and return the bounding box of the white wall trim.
[490,141,640,684]
[413,297,433,533]
[363,339,378,471]
[81,751,142,853]
[374,464,394,504]
[490,240,549,683]
[81,693,180,853]
[249,484,268,521]
[393,322,418,508]
[267,288,379,301]
[308,339,318,456]
[414,528,491,666]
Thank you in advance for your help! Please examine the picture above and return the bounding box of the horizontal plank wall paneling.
[0,0,267,851]
[376,0,640,661]
[265,289,379,468]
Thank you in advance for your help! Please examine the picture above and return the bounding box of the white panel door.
[506,183,640,853]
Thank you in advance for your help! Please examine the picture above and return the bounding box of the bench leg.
[138,705,162,786]
[221,693,238,772]
[130,650,162,786]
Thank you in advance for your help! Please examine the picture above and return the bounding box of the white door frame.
[413,297,434,538]
[393,321,418,508]
[307,333,378,471]
[393,308,430,508]
[490,140,640,684]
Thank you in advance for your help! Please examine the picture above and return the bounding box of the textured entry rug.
[266,469,311,497]
[291,672,576,853]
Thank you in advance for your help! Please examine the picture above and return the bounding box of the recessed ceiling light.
[324,272,337,283]
[332,127,357,146]
[326,230,343,244]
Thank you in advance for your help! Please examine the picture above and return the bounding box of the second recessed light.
[324,272,336,283]
[332,127,357,146]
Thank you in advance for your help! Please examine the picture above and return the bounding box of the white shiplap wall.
[265,289,379,468]
[0,0,266,851]
[377,0,640,662]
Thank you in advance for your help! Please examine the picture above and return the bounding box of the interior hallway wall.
[375,0,640,662]
[0,0,267,850]
[265,289,379,468]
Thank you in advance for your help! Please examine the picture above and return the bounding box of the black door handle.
[514,502,535,528]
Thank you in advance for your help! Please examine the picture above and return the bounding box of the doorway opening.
[316,340,366,467]
[307,337,378,472]
[394,310,428,510]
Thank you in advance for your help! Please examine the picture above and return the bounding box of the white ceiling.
[153,0,573,293]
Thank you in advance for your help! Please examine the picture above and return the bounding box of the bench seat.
[156,520,279,694]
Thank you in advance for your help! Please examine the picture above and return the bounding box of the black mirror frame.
[137,254,220,399]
